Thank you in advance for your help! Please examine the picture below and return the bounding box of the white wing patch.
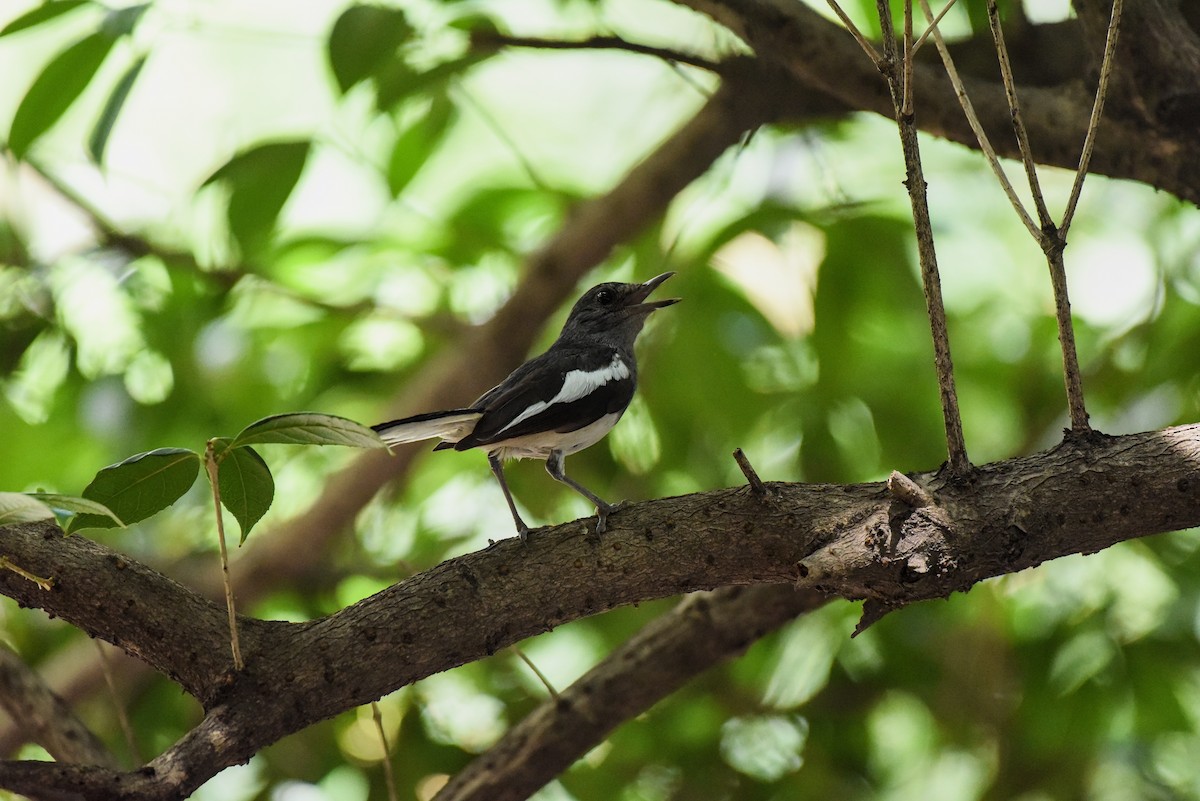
[497,353,629,436]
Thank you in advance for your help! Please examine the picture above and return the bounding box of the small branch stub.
[887,470,933,508]
[733,448,768,496]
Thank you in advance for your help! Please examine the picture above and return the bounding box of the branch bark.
[2,423,1199,799]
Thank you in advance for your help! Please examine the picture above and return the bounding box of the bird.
[372,272,679,541]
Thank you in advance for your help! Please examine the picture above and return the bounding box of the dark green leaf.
[386,95,455,196]
[215,445,274,543]
[27,492,123,525]
[0,1,91,38]
[88,55,146,165]
[0,493,55,526]
[374,54,486,112]
[8,31,117,159]
[328,4,412,93]
[230,412,384,449]
[201,140,311,255]
[70,448,200,531]
[101,3,149,37]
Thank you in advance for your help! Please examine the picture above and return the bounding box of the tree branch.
[2,424,1199,798]
[435,584,827,801]
[671,0,1200,204]
[0,646,119,768]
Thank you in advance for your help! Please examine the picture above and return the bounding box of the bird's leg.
[545,450,617,534]
[488,452,531,542]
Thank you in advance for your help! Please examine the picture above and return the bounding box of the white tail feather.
[374,411,482,446]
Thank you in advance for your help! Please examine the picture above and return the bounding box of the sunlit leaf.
[201,140,311,255]
[214,444,274,543]
[230,412,384,449]
[8,31,117,158]
[89,55,146,164]
[0,493,55,526]
[27,492,124,526]
[0,1,91,37]
[327,4,412,93]
[70,448,201,531]
[386,95,455,197]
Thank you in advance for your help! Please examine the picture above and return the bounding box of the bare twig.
[511,646,559,699]
[95,641,140,764]
[985,0,1053,229]
[902,0,915,116]
[0,557,52,591]
[732,448,767,496]
[826,0,885,67]
[471,33,723,73]
[871,0,971,474]
[371,702,399,801]
[1060,0,1124,237]
[911,0,958,54]
[915,0,1039,238]
[886,470,933,508]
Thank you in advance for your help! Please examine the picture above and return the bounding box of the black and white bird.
[372,272,679,541]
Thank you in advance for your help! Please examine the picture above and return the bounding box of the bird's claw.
[594,500,629,534]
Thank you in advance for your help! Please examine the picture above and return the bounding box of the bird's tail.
[372,409,482,447]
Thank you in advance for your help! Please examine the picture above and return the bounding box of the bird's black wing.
[455,345,635,449]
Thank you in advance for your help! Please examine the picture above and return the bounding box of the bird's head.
[559,272,680,346]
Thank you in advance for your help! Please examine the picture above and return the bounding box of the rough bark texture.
[2,424,1199,799]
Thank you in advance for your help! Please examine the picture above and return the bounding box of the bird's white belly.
[491,411,623,460]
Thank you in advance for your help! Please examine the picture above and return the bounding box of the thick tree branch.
[435,584,827,801]
[2,424,1199,799]
[672,0,1200,204]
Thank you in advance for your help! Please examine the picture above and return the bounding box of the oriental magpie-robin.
[373,272,678,540]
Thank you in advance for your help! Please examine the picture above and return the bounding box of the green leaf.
[215,445,274,543]
[328,4,413,93]
[8,31,118,159]
[26,492,124,526]
[201,140,311,255]
[101,3,149,37]
[0,1,91,37]
[386,95,455,197]
[88,55,146,164]
[0,493,55,526]
[230,412,385,449]
[70,448,201,531]
[374,54,486,113]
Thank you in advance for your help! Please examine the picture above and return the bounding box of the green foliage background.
[3,0,1200,799]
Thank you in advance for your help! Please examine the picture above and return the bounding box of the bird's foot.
[594,500,629,535]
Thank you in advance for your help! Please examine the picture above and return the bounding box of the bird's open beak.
[627,271,681,313]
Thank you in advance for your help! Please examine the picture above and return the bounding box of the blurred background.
[2,0,1200,798]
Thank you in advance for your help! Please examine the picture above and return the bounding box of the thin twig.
[1060,0,1124,237]
[512,646,559,699]
[732,448,767,496]
[0,556,53,591]
[826,0,886,67]
[873,0,971,474]
[985,0,1053,230]
[915,0,1039,239]
[204,441,244,671]
[371,702,399,801]
[902,0,915,116]
[911,0,958,54]
[472,33,723,73]
[94,641,140,764]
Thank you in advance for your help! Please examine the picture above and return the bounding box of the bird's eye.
[595,289,615,305]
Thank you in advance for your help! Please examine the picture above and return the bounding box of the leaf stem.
[204,440,244,671]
